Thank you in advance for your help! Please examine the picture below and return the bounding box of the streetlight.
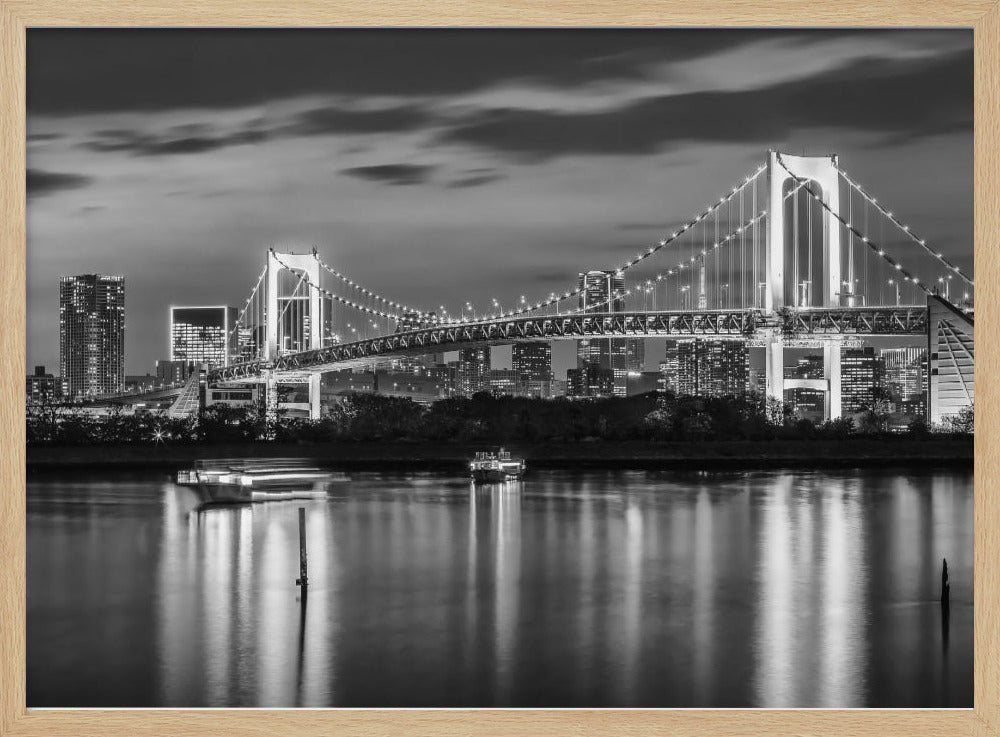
[888,278,900,306]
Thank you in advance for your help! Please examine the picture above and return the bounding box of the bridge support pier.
[308,374,321,420]
[824,342,842,421]
[765,338,784,419]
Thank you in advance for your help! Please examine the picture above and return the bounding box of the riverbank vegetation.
[26,391,974,446]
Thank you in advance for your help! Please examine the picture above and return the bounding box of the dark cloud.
[445,169,504,189]
[438,49,972,159]
[26,168,92,197]
[26,29,896,114]
[341,164,435,186]
[285,105,431,136]
[83,125,270,156]
[27,132,61,142]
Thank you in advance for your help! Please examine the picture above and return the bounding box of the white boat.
[176,459,345,504]
[470,448,526,484]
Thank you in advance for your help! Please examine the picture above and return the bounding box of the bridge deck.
[211,307,929,384]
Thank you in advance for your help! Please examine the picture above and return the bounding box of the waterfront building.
[457,346,490,396]
[59,274,125,399]
[881,346,928,426]
[156,359,192,385]
[170,305,238,367]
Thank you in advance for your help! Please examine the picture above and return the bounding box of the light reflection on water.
[27,468,972,707]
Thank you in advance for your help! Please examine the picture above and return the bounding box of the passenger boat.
[176,459,344,504]
[469,448,526,484]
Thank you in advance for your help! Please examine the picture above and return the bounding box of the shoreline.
[27,438,973,473]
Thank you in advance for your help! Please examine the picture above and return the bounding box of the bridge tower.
[765,151,843,420]
[265,249,323,419]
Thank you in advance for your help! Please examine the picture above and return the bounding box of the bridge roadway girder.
[209,307,930,384]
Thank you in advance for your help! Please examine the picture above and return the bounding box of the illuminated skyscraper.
[170,306,238,367]
[457,346,490,396]
[841,347,881,413]
[577,270,627,396]
[59,274,125,398]
[512,342,552,384]
[676,339,749,397]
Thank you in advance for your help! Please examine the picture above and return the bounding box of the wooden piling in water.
[296,506,308,589]
[940,558,949,608]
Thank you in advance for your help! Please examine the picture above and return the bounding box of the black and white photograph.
[25,28,974,708]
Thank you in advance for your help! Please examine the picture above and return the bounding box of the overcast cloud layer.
[26,29,973,375]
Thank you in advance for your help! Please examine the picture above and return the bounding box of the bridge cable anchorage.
[774,152,939,302]
[313,252,435,321]
[834,165,973,287]
[563,178,810,316]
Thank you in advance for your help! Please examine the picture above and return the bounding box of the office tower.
[784,355,824,380]
[626,339,645,372]
[659,341,680,393]
[676,339,750,397]
[577,270,627,396]
[881,346,927,419]
[512,341,552,385]
[489,369,519,397]
[841,346,881,413]
[457,346,489,396]
[59,274,125,398]
[567,363,614,398]
[170,306,239,367]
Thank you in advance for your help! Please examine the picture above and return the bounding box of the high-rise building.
[659,341,680,393]
[59,274,125,398]
[881,347,927,421]
[842,346,881,413]
[489,369,519,397]
[567,363,614,398]
[785,355,824,380]
[170,306,239,367]
[457,346,489,396]
[512,342,552,385]
[676,339,749,397]
[577,270,627,396]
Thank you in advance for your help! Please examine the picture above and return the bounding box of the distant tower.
[59,274,125,398]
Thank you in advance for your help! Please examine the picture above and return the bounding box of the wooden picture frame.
[1,2,997,735]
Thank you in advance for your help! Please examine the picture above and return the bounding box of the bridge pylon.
[265,249,323,420]
[765,151,844,420]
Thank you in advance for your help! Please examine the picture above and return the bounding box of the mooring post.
[940,558,950,608]
[296,506,308,589]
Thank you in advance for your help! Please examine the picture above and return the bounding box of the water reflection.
[27,468,973,708]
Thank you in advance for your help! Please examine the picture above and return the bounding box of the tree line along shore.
[27,391,972,471]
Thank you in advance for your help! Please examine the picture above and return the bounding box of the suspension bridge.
[154,150,972,424]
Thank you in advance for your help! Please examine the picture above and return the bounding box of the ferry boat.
[176,459,345,504]
[470,448,526,484]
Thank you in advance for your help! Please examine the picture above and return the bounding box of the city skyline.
[26,29,973,374]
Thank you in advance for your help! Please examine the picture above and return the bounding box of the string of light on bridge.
[559,177,813,316]
[313,253,436,321]
[432,162,770,325]
[227,265,267,344]
[834,164,973,286]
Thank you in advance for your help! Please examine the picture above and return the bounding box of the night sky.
[26,29,973,376]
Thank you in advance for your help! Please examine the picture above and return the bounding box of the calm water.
[27,467,973,708]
